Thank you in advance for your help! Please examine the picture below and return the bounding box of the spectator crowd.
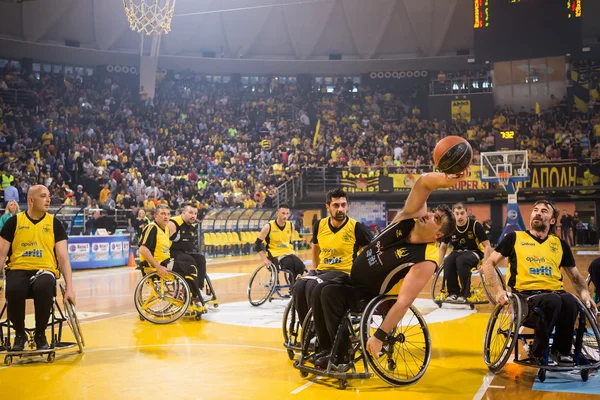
[0,63,599,224]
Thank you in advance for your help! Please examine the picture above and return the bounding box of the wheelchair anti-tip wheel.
[247,264,276,306]
[360,295,431,386]
[483,296,522,372]
[134,271,191,324]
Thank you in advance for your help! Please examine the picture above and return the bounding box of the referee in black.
[0,185,76,351]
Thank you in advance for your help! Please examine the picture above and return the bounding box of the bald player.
[0,185,76,351]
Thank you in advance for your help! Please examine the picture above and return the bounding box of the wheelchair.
[282,299,304,360]
[430,259,505,310]
[247,262,296,307]
[483,292,600,382]
[134,264,219,324]
[293,295,431,389]
[0,281,84,366]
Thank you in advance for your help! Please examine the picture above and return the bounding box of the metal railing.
[274,178,301,208]
[0,88,36,108]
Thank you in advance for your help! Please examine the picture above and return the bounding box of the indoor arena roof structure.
[1,0,600,74]
[0,0,599,60]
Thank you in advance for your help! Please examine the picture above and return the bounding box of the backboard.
[480,150,530,187]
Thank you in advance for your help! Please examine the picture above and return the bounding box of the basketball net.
[122,0,177,35]
[497,172,510,187]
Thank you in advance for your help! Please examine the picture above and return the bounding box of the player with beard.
[292,188,372,329]
[482,200,597,365]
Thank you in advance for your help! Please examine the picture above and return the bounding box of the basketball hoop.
[122,0,177,35]
[498,172,511,186]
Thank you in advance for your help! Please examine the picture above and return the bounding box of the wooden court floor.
[0,250,599,400]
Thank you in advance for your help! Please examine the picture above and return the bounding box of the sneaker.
[200,291,213,303]
[446,294,458,302]
[34,334,49,351]
[456,296,467,304]
[307,349,329,364]
[11,334,27,351]
[316,352,350,369]
[550,349,574,366]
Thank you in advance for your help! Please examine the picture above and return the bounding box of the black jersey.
[443,218,488,259]
[351,218,438,298]
[170,215,197,253]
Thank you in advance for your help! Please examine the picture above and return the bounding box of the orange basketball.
[433,136,473,174]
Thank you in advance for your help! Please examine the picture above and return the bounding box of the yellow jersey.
[265,220,294,258]
[312,217,372,274]
[2,212,68,277]
[497,231,575,292]
[139,222,171,265]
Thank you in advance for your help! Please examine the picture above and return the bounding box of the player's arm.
[559,239,597,314]
[309,219,321,272]
[311,243,320,272]
[563,266,597,314]
[255,223,272,265]
[355,222,373,252]
[166,220,177,239]
[438,242,448,267]
[393,171,469,223]
[475,221,492,263]
[0,236,9,275]
[55,240,76,305]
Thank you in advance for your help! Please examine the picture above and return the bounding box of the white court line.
[83,342,287,354]
[473,371,496,400]
[291,377,322,394]
[488,385,505,389]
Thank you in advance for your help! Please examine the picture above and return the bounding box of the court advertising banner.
[67,234,130,269]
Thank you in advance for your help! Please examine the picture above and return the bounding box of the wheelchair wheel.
[361,295,431,386]
[60,284,85,353]
[430,264,447,307]
[481,266,506,306]
[299,309,317,358]
[483,296,522,372]
[573,296,600,366]
[247,264,276,306]
[134,271,191,324]
[282,300,302,359]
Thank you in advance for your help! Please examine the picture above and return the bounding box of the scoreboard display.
[474,0,582,62]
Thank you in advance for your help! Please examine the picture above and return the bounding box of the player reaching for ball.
[309,137,473,367]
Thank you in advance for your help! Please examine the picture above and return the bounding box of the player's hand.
[366,336,383,357]
[445,167,470,181]
[307,269,317,277]
[496,289,511,305]
[582,293,598,316]
[64,287,77,306]
[156,264,169,278]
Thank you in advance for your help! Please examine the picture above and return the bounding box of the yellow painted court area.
[0,251,598,399]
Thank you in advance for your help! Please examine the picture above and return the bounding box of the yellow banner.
[389,166,487,190]
[341,170,380,193]
[312,120,321,149]
[451,100,471,123]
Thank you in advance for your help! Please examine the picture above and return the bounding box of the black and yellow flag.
[571,65,600,113]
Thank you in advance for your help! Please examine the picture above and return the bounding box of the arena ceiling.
[1,0,600,61]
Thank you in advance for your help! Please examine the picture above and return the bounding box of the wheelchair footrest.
[514,357,599,371]
[294,361,373,380]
